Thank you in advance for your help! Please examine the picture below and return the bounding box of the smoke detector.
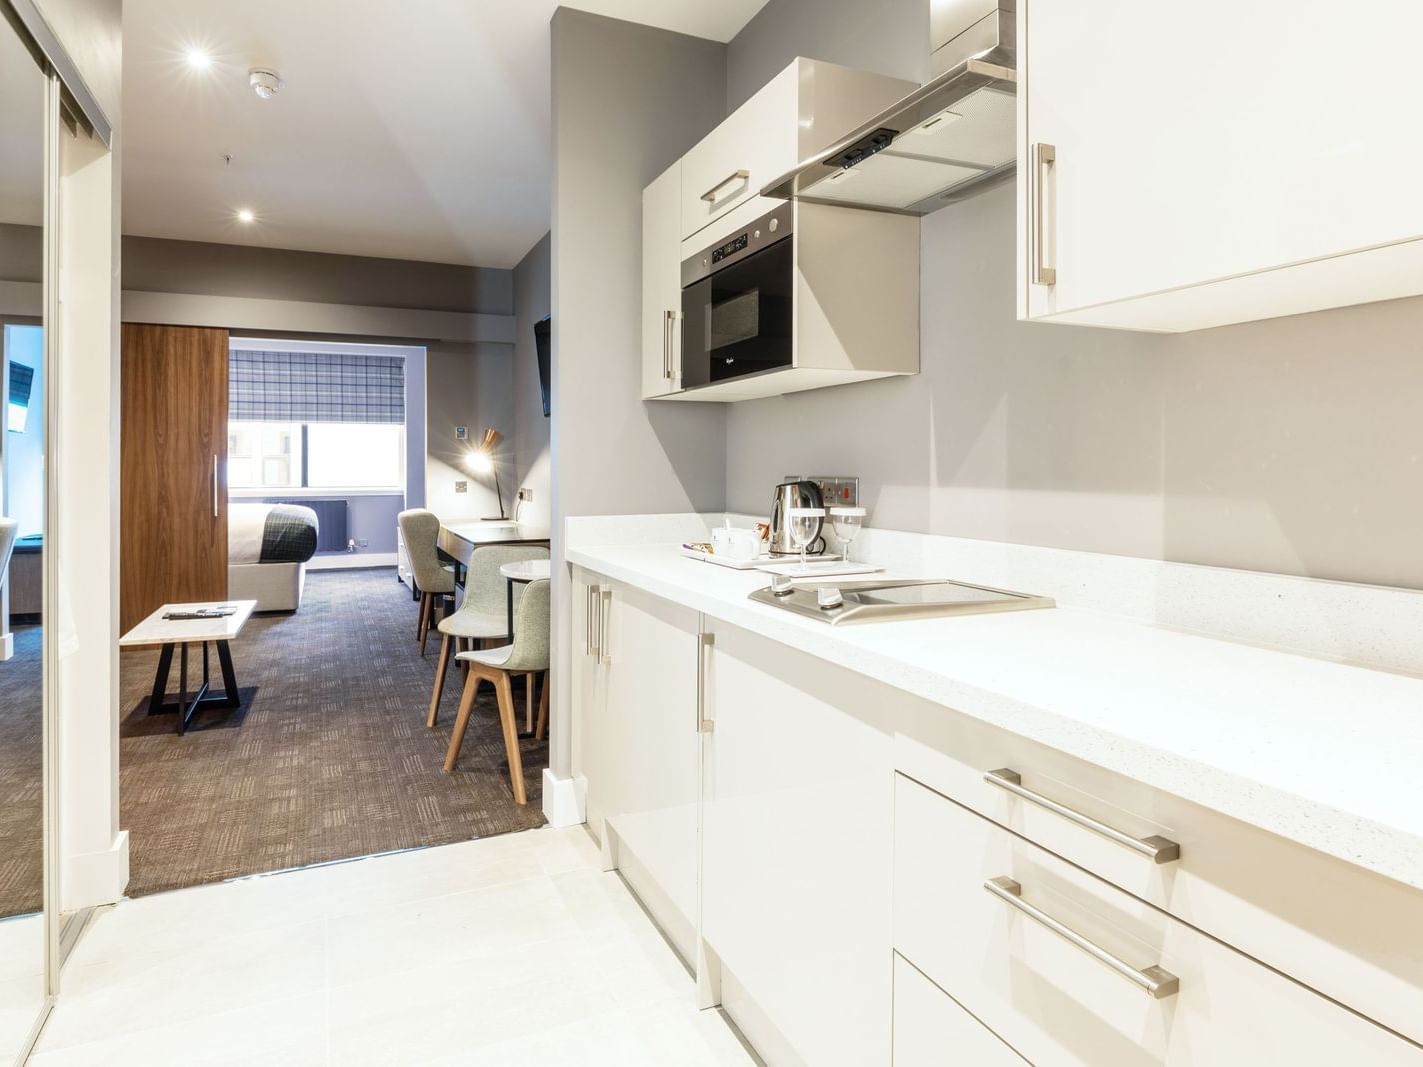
[248,68,284,100]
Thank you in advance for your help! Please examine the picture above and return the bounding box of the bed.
[228,503,320,612]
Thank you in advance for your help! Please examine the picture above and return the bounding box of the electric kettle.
[768,480,825,556]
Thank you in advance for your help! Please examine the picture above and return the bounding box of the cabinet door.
[641,162,684,399]
[701,620,894,1067]
[1019,1,1423,324]
[680,63,799,240]
[570,573,613,836]
[601,583,701,963]
[120,323,229,633]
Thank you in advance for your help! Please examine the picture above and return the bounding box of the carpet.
[115,567,548,897]
[0,625,42,917]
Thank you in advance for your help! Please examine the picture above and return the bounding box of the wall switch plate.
[783,474,860,508]
[455,426,468,441]
[357,538,369,548]
[455,480,468,493]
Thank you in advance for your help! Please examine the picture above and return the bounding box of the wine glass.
[829,506,866,563]
[786,507,824,572]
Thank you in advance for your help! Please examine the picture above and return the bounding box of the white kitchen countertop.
[567,542,1423,892]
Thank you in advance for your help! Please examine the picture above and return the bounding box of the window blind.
[229,349,405,424]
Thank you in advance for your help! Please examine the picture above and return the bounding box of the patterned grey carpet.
[0,567,548,914]
[116,567,548,897]
[0,625,42,918]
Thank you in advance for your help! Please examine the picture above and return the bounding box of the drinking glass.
[786,507,824,571]
[829,506,866,563]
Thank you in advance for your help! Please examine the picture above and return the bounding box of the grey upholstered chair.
[426,544,549,727]
[397,508,455,654]
[443,578,550,804]
[0,518,17,588]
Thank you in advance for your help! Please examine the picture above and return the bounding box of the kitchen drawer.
[893,774,1423,1065]
[894,707,1423,1045]
[893,954,1025,1066]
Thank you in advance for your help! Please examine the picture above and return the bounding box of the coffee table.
[120,601,256,734]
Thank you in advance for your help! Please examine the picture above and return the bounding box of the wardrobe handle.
[663,309,674,380]
[211,455,219,518]
[700,169,750,203]
[984,768,1180,863]
[1030,143,1056,286]
[695,631,714,734]
[985,877,1180,999]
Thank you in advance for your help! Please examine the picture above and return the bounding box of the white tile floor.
[0,913,45,1064]
[27,827,759,1066]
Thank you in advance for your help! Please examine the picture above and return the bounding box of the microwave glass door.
[682,236,793,388]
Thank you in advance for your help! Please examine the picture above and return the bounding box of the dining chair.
[0,518,17,586]
[397,508,455,654]
[443,578,550,804]
[426,544,549,727]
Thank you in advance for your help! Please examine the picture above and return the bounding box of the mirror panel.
[0,7,49,1061]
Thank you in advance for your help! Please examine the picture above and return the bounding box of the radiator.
[268,498,349,553]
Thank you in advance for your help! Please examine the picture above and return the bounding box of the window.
[307,423,404,489]
[227,421,402,491]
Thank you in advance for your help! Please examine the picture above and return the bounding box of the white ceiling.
[121,0,769,269]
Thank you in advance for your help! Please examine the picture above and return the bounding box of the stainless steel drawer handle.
[695,631,714,734]
[1030,142,1056,286]
[984,769,1180,864]
[985,876,1181,999]
[700,169,750,203]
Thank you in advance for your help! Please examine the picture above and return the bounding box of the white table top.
[499,559,551,582]
[119,601,257,646]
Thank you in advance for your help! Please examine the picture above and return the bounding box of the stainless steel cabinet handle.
[700,169,750,203]
[584,586,594,657]
[985,877,1180,999]
[598,588,612,664]
[211,455,219,518]
[984,769,1180,863]
[696,631,715,734]
[1030,143,1056,286]
[663,309,676,380]
[671,310,683,383]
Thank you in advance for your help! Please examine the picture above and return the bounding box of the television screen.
[535,317,551,418]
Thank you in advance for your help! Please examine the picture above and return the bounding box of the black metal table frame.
[148,639,241,735]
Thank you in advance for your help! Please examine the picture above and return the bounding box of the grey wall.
[123,236,513,314]
[512,232,551,529]
[0,224,41,283]
[725,0,1423,590]
[727,0,926,110]
[549,9,729,778]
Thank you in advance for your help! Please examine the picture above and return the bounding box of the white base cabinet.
[893,955,1025,1067]
[571,570,701,965]
[700,620,894,1067]
[1017,0,1423,332]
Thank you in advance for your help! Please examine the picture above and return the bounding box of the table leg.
[148,643,175,716]
[216,640,241,707]
[506,579,515,642]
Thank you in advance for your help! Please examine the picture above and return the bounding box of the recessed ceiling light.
[236,209,255,224]
[185,48,212,70]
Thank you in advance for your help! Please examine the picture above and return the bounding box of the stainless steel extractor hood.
[763,0,1016,216]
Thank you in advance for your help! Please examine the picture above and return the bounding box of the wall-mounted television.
[535,316,551,418]
[7,362,33,433]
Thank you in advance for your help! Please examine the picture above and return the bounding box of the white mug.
[712,526,760,561]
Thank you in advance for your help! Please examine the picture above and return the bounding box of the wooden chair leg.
[493,670,527,805]
[535,671,549,741]
[427,633,452,728]
[417,592,432,654]
[444,671,484,773]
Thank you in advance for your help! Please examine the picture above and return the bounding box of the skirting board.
[0,632,12,661]
[306,552,397,572]
[542,770,587,828]
[63,829,129,911]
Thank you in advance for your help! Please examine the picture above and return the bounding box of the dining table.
[436,520,551,589]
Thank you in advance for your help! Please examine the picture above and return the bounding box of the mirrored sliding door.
[0,6,51,1061]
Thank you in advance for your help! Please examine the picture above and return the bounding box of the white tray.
[680,546,841,571]
[755,560,882,579]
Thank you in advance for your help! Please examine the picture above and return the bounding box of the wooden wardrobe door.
[120,324,229,633]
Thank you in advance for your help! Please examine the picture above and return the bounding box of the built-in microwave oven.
[680,203,794,390]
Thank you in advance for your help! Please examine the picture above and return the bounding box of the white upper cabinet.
[641,162,683,400]
[1017,1,1423,332]
[680,58,913,242]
